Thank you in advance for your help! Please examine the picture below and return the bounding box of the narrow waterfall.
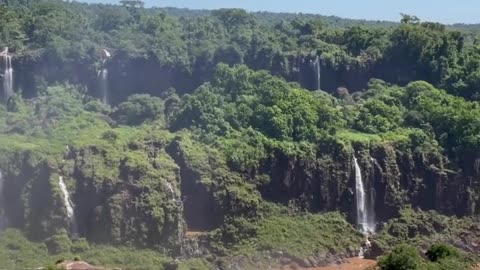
[354,156,375,233]
[99,68,108,104]
[474,158,480,174]
[0,170,6,230]
[165,181,176,203]
[99,49,111,105]
[354,156,375,258]
[315,55,321,90]
[59,176,78,235]
[1,48,13,103]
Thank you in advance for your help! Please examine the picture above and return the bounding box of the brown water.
[314,258,376,270]
[275,258,376,270]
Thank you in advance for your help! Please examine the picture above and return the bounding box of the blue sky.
[79,0,480,24]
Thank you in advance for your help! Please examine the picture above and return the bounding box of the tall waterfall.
[314,55,321,90]
[99,68,108,104]
[0,170,6,230]
[1,48,13,103]
[99,49,111,105]
[59,176,78,235]
[353,156,375,234]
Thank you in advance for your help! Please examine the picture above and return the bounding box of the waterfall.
[315,55,321,90]
[165,181,176,203]
[358,238,372,259]
[310,55,321,90]
[59,176,78,235]
[2,48,13,103]
[354,156,375,233]
[99,68,108,104]
[99,49,111,105]
[0,171,6,230]
[474,158,480,174]
[354,156,376,258]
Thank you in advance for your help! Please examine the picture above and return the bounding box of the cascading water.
[59,176,78,235]
[354,156,375,233]
[99,68,108,104]
[98,49,111,105]
[165,181,177,203]
[474,158,480,174]
[0,170,6,230]
[313,55,321,90]
[1,47,13,103]
[353,156,376,258]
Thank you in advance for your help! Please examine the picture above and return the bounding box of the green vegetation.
[0,0,480,269]
[255,211,363,258]
[0,229,193,270]
[378,243,472,270]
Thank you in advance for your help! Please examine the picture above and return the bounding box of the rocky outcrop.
[0,140,185,254]
[1,135,478,258]
[258,141,480,224]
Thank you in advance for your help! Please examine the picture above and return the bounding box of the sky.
[79,0,480,25]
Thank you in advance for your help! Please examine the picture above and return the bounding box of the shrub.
[112,94,164,126]
[378,244,423,270]
[426,244,460,262]
[44,230,72,255]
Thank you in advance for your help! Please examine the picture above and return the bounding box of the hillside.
[0,1,480,269]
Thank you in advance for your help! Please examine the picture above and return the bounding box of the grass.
[336,129,382,143]
[255,212,364,258]
[0,229,214,270]
[336,128,419,146]
[226,204,364,259]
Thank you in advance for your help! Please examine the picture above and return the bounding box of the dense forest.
[1,0,480,269]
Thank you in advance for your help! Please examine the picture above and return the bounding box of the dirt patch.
[186,230,207,238]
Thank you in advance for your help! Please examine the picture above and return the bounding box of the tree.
[400,14,420,24]
[120,0,144,22]
[212,8,255,33]
[378,244,423,270]
[120,0,144,8]
[426,244,460,262]
[112,94,164,125]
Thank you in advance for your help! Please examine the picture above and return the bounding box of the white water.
[354,156,375,233]
[99,68,108,104]
[98,49,111,105]
[0,171,6,230]
[311,55,321,90]
[354,156,376,258]
[358,238,372,259]
[59,176,77,235]
[165,181,176,202]
[474,158,480,174]
[2,50,13,103]
[102,49,111,59]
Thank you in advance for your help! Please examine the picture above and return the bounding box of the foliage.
[378,244,424,270]
[378,243,472,270]
[426,244,460,262]
[1,1,480,268]
[254,210,363,258]
[112,94,164,126]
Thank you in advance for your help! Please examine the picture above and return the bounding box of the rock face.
[0,135,478,254]
[12,53,418,106]
[259,141,480,224]
[0,139,185,253]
